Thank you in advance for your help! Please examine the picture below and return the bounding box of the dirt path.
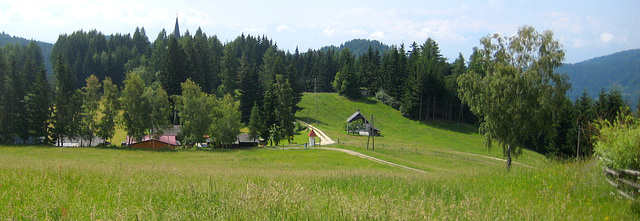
[297,120,335,145]
[295,120,534,171]
[297,120,425,173]
[439,150,537,169]
[316,147,427,173]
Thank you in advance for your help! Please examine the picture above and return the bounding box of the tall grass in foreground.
[0,146,635,220]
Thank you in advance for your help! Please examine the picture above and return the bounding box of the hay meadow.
[0,93,635,219]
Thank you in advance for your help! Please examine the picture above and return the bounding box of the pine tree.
[594,89,628,122]
[238,54,263,123]
[333,48,360,98]
[159,35,188,96]
[23,42,52,144]
[248,101,262,141]
[400,42,422,119]
[149,29,168,81]
[261,74,295,145]
[0,47,10,143]
[6,45,27,143]
[52,56,79,146]
[219,44,239,95]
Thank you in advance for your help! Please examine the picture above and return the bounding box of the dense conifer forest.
[0,23,636,159]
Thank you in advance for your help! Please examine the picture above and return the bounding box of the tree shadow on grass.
[419,120,479,135]
[296,117,329,126]
[344,96,378,105]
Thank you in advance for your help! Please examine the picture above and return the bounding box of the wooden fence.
[603,166,640,200]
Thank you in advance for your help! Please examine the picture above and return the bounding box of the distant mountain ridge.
[320,39,391,57]
[557,49,640,109]
[0,32,54,76]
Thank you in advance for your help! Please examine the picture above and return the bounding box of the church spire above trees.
[173,15,180,39]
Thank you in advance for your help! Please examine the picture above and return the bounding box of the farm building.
[233,133,259,147]
[126,135,180,150]
[346,109,380,136]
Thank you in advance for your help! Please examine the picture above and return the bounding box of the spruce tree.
[159,35,188,96]
[23,42,52,144]
[238,54,263,123]
[248,102,262,142]
[52,56,78,146]
[0,48,9,143]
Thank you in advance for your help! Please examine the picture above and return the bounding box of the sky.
[0,0,638,63]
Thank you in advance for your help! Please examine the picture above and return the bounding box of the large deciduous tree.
[80,75,102,146]
[121,70,150,144]
[457,26,569,168]
[210,94,241,148]
[144,84,172,136]
[97,77,119,142]
[178,79,214,144]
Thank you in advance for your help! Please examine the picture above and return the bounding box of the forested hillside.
[0,32,53,76]
[558,49,640,109]
[320,39,390,57]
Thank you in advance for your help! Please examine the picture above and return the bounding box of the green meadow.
[0,93,635,219]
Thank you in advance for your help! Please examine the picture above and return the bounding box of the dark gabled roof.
[127,135,179,146]
[346,109,368,123]
[236,133,258,144]
[346,109,381,133]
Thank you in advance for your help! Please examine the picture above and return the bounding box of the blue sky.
[0,0,638,63]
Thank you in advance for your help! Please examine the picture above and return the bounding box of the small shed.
[346,109,380,136]
[308,129,317,146]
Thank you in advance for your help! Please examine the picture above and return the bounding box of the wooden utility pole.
[315,77,318,126]
[366,114,375,151]
[371,115,375,151]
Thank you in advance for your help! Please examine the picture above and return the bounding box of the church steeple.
[173,15,180,39]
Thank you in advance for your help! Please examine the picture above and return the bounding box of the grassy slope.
[296,93,546,170]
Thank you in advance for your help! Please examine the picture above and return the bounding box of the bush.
[594,112,640,170]
[295,121,307,132]
[375,90,400,109]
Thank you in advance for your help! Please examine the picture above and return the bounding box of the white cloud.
[370,31,385,39]
[347,29,367,36]
[600,32,614,43]
[323,26,341,37]
[277,24,294,34]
